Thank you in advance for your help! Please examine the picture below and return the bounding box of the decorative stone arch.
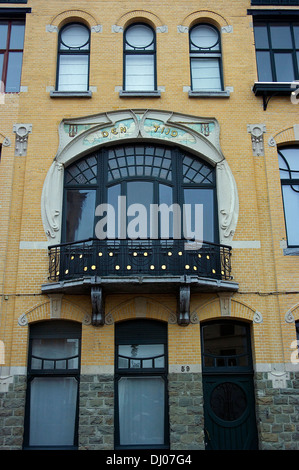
[18,297,91,327]
[112,10,166,33]
[178,10,232,33]
[268,125,299,148]
[47,9,101,32]
[104,296,176,325]
[41,108,239,247]
[190,295,263,324]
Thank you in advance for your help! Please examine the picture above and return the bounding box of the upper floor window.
[278,147,299,247]
[123,23,156,92]
[56,23,90,92]
[189,24,223,92]
[254,20,299,82]
[0,19,25,92]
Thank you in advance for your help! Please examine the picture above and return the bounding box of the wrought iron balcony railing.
[47,238,232,283]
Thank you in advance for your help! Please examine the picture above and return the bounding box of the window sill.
[188,90,230,98]
[119,90,161,98]
[50,90,92,98]
[283,247,299,256]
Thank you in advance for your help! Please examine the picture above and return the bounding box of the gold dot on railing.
[133,252,138,257]
[79,254,83,259]
[91,265,96,270]
[193,266,197,271]
[178,251,182,256]
[221,270,224,275]
[185,264,190,269]
[115,265,120,270]
[206,255,210,259]
[144,252,148,256]
[150,265,155,270]
[212,269,216,274]
[65,269,69,274]
[56,271,59,276]
[168,252,172,256]
[127,265,132,270]
[71,256,74,260]
[109,252,113,256]
[161,265,166,270]
[98,252,103,257]
[198,254,201,258]
[84,267,87,271]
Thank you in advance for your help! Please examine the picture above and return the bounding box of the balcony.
[42,238,238,326]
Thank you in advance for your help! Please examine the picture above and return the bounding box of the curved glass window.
[124,23,156,91]
[189,24,223,92]
[57,23,90,92]
[63,143,218,244]
[278,147,299,247]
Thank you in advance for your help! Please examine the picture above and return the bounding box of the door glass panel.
[118,344,165,369]
[66,189,96,242]
[29,377,78,446]
[118,377,165,446]
[158,184,173,239]
[210,382,247,421]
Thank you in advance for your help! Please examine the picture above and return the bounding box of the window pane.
[127,181,153,238]
[159,184,174,239]
[58,55,88,91]
[118,377,165,446]
[125,55,154,91]
[107,184,121,239]
[31,338,79,370]
[274,53,294,81]
[118,344,165,369]
[0,54,3,83]
[270,24,292,49]
[282,185,299,246]
[190,25,219,51]
[125,24,154,50]
[29,377,78,446]
[60,24,89,50]
[6,52,22,92]
[0,22,8,49]
[191,58,221,91]
[294,24,299,49]
[184,188,214,243]
[256,51,272,81]
[254,24,269,49]
[66,189,96,242]
[10,22,25,49]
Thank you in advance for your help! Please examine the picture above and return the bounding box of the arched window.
[189,24,223,92]
[123,23,156,92]
[115,319,168,449]
[278,147,299,247]
[63,143,217,244]
[23,321,82,449]
[56,23,90,92]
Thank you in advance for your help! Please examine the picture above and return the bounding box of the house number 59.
[181,365,190,372]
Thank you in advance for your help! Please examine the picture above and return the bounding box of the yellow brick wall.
[0,0,298,373]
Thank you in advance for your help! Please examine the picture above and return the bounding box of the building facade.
[0,0,298,451]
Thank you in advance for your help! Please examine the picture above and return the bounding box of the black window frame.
[62,143,219,245]
[56,22,91,93]
[114,319,169,450]
[189,23,224,93]
[23,320,82,450]
[278,146,299,248]
[0,17,25,92]
[123,22,157,92]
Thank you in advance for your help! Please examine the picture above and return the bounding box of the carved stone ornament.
[218,292,233,316]
[41,109,239,245]
[177,285,190,325]
[253,310,263,323]
[13,123,32,156]
[91,286,105,326]
[247,124,266,157]
[285,309,295,323]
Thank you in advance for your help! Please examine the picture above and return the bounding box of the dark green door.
[201,320,259,450]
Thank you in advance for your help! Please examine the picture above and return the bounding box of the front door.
[201,320,259,450]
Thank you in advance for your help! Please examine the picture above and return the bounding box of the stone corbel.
[91,287,105,326]
[13,123,32,156]
[247,124,266,157]
[218,292,233,316]
[177,285,190,326]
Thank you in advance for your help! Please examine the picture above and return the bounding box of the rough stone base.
[0,375,26,450]
[255,371,299,450]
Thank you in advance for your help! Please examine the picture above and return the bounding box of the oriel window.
[124,23,157,92]
[57,23,90,92]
